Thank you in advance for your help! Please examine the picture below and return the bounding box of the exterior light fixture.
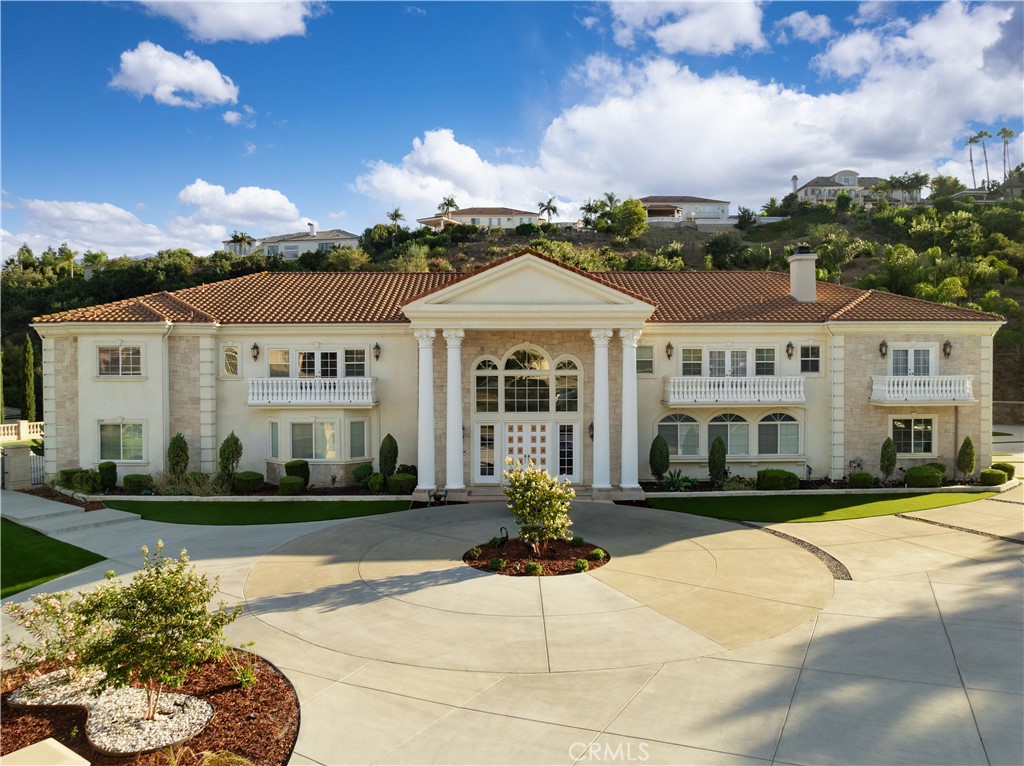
[373,342,382,361]
[588,422,594,440]
[665,342,674,360]
[878,340,888,358]
[786,342,794,360]
[250,342,260,361]
[943,340,952,358]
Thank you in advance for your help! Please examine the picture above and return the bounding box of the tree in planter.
[502,458,575,556]
[81,540,242,721]
[167,432,189,478]
[649,434,670,483]
[379,433,398,482]
[880,437,897,483]
[956,436,976,482]
[708,436,727,484]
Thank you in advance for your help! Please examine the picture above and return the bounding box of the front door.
[505,422,550,473]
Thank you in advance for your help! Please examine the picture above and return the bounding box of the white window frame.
[680,348,702,376]
[290,420,339,461]
[708,413,749,455]
[800,345,821,374]
[757,413,800,455]
[344,348,367,377]
[890,415,936,456]
[636,345,655,375]
[658,413,700,457]
[348,418,367,460]
[298,349,339,379]
[221,343,240,378]
[475,422,499,484]
[98,420,145,463]
[708,349,749,378]
[97,344,143,378]
[754,348,776,376]
[268,348,290,378]
[269,419,280,460]
[890,345,935,377]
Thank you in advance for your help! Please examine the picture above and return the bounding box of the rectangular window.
[317,242,334,252]
[559,424,575,477]
[479,424,495,477]
[98,346,141,376]
[222,345,239,377]
[269,421,279,459]
[892,418,933,454]
[680,348,702,376]
[758,422,799,455]
[709,350,726,377]
[269,349,290,377]
[730,350,747,377]
[283,244,300,258]
[476,373,499,412]
[893,348,930,376]
[708,422,749,455]
[755,348,775,376]
[266,245,279,255]
[291,422,337,460]
[709,350,747,377]
[489,217,501,226]
[505,375,550,412]
[800,346,821,373]
[99,422,143,461]
[555,374,578,412]
[344,349,366,377]
[636,346,654,374]
[349,420,366,459]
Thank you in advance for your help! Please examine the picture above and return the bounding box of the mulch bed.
[22,485,104,511]
[464,536,610,576]
[0,651,299,765]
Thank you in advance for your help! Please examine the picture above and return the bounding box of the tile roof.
[34,252,1002,326]
[260,228,358,244]
[448,207,538,217]
[639,195,729,205]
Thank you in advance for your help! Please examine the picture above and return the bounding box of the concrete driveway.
[2,489,1021,765]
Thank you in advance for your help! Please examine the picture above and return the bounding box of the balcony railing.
[248,377,377,407]
[663,376,805,405]
[870,375,974,404]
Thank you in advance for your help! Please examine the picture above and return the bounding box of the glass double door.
[474,421,580,484]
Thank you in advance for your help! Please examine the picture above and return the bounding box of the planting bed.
[464,537,611,576]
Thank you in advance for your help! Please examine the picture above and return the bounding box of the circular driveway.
[244,502,834,673]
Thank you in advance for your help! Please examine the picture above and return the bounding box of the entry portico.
[402,253,655,497]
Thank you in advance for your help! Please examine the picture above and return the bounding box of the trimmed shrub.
[97,461,117,491]
[589,548,607,561]
[488,557,507,571]
[278,476,304,495]
[379,434,398,481]
[980,468,1008,486]
[991,462,1016,480]
[353,463,374,485]
[515,222,543,237]
[905,465,943,488]
[956,437,975,480]
[755,469,800,491]
[708,437,727,484]
[167,433,189,478]
[570,536,586,547]
[880,437,897,481]
[924,462,947,480]
[525,562,543,576]
[232,471,264,494]
[649,435,670,481]
[285,459,310,488]
[573,558,590,573]
[66,469,101,493]
[367,472,385,493]
[465,547,482,561]
[848,472,877,489]
[218,432,243,478]
[386,472,416,495]
[489,536,503,548]
[123,474,153,494]
[396,464,418,477]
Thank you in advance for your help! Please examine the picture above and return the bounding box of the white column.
[443,329,465,489]
[591,329,613,488]
[414,329,436,490]
[620,329,642,488]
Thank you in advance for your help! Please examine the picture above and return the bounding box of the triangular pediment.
[402,251,655,329]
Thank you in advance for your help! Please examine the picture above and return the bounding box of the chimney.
[791,174,798,193]
[308,222,316,236]
[788,246,817,302]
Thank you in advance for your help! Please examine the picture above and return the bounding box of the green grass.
[1,518,105,598]
[104,499,411,525]
[648,492,997,523]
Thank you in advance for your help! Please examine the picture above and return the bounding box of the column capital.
[442,329,466,347]
[413,329,436,348]
[590,329,614,347]
[619,328,643,347]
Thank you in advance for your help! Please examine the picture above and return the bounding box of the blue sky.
[2,1,1022,258]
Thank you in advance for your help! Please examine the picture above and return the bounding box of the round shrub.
[755,469,800,491]
[489,536,503,548]
[924,462,947,480]
[386,472,417,495]
[466,546,482,561]
[848,472,877,489]
[991,462,1016,480]
[396,464,418,477]
[525,562,543,576]
[905,465,943,488]
[278,475,304,495]
[367,472,385,493]
[97,461,118,491]
[487,557,507,571]
[232,471,264,495]
[67,469,101,494]
[589,548,607,561]
[570,536,586,547]
[352,463,374,485]
[285,459,310,488]
[123,473,153,494]
[980,468,1008,486]
[573,558,590,573]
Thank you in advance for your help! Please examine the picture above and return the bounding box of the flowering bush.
[502,458,575,555]
[3,590,107,681]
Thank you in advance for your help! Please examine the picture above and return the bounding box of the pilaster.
[415,330,437,490]
[619,329,642,488]
[443,329,465,489]
[591,329,613,488]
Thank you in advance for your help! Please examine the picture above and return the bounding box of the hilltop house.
[222,224,359,259]
[792,170,921,205]
[416,207,540,231]
[33,248,1001,499]
[639,196,731,224]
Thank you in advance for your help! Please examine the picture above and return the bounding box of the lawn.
[104,499,411,525]
[1,518,105,598]
[648,491,997,523]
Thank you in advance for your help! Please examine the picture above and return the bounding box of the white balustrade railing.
[870,375,974,402]
[663,376,805,405]
[248,377,377,406]
[0,420,44,443]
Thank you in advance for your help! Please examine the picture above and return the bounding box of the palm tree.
[386,207,405,228]
[997,127,1016,181]
[602,191,620,209]
[966,135,980,188]
[437,195,458,217]
[579,198,602,228]
[537,196,558,223]
[82,250,108,270]
[977,130,993,188]
[228,230,255,254]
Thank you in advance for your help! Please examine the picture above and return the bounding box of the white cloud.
[109,41,238,108]
[775,11,832,43]
[610,1,767,55]
[141,1,325,43]
[223,110,243,125]
[404,6,426,17]
[174,179,304,234]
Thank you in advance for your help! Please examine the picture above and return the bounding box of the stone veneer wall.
[43,336,79,472]
[167,336,203,471]
[841,334,988,477]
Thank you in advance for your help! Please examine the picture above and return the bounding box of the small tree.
[3,590,106,682]
[649,434,670,482]
[956,436,976,481]
[22,340,35,422]
[216,431,243,491]
[735,206,758,230]
[708,436,727,484]
[880,437,897,483]
[81,541,241,720]
[503,458,575,556]
[379,433,398,481]
[167,433,189,478]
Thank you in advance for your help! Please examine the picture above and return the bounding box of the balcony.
[663,376,805,406]
[870,375,974,405]
[247,377,378,407]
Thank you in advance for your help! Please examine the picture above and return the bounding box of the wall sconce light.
[878,340,888,358]
[665,342,674,360]
[786,341,794,360]
[588,422,594,440]
[373,342,382,361]
[250,342,260,361]
[942,339,952,358]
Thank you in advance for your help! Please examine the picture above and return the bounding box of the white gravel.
[9,668,213,755]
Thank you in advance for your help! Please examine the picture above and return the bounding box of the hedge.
[980,468,1008,486]
[97,461,117,491]
[353,463,374,485]
[848,472,877,489]
[905,465,943,488]
[386,472,417,495]
[278,475,304,495]
[367,472,385,493]
[123,474,153,494]
[991,462,1016,480]
[285,459,310,488]
[232,471,264,494]
[755,469,800,491]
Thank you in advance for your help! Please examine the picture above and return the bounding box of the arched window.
[555,359,578,413]
[658,414,699,456]
[475,349,580,414]
[709,413,748,455]
[759,413,799,455]
[475,359,498,413]
[505,350,549,371]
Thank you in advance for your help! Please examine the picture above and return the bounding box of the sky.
[1,0,1022,259]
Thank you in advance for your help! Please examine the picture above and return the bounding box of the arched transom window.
[474,350,579,414]
[658,414,699,456]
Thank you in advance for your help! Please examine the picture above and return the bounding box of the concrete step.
[18,507,142,534]
[1,502,85,523]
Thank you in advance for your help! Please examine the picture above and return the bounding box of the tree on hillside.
[977,130,993,188]
[437,195,459,218]
[608,198,649,239]
[386,207,405,228]
[929,175,966,198]
[579,199,602,228]
[997,127,1016,181]
[966,134,980,188]
[538,196,558,223]
[761,197,783,216]
[82,250,108,270]
[228,231,255,253]
[602,191,621,210]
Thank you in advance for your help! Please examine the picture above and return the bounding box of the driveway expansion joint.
[728,520,853,580]
[894,513,1024,544]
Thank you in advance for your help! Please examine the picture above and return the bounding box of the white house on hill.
[222,224,359,259]
[416,207,541,231]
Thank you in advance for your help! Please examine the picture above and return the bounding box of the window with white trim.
[344,349,366,377]
[504,349,551,413]
[269,349,290,377]
[299,350,338,378]
[758,413,799,455]
[754,348,775,376]
[555,360,579,412]
[658,414,699,456]
[800,346,820,373]
[269,420,280,459]
[291,421,337,460]
[100,422,143,461]
[222,345,239,377]
[892,347,932,376]
[680,348,702,376]
[475,359,499,413]
[98,346,141,377]
[708,413,749,455]
[709,350,747,377]
[349,420,366,459]
[892,417,933,454]
[636,346,654,374]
